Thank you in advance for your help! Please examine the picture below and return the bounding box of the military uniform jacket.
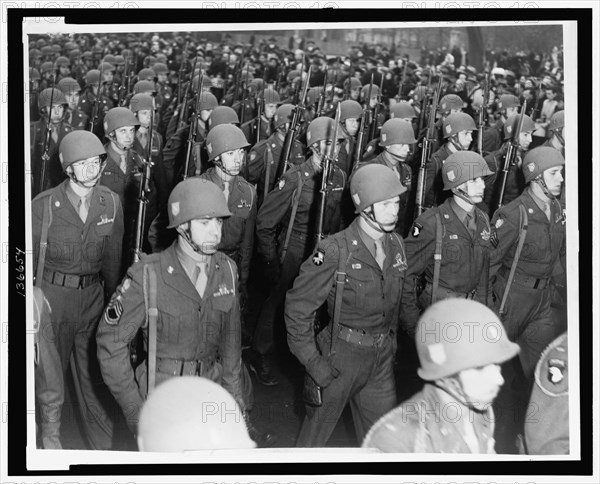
[490,187,566,279]
[362,383,496,453]
[356,152,412,191]
[483,145,526,210]
[30,119,73,197]
[79,88,112,139]
[423,143,455,208]
[241,114,273,145]
[482,118,504,154]
[96,243,244,425]
[247,132,305,201]
[525,332,569,455]
[32,180,124,298]
[65,108,89,130]
[256,157,346,264]
[199,169,257,286]
[285,218,407,384]
[401,198,493,331]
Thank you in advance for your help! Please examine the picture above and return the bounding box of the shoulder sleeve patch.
[312,250,325,266]
[278,178,286,190]
[412,223,424,238]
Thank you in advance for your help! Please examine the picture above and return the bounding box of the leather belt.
[43,269,100,289]
[156,356,216,377]
[337,324,389,348]
[498,266,549,289]
[425,282,476,300]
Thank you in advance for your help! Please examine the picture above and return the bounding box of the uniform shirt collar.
[449,197,473,224]
[65,180,94,211]
[175,238,211,283]
[356,219,384,260]
[527,184,551,211]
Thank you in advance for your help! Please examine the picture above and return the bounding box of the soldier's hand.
[309,356,340,389]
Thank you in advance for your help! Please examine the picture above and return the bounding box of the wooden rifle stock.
[183,74,203,180]
[477,73,490,155]
[497,100,527,210]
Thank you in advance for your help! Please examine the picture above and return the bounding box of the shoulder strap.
[143,263,159,394]
[499,204,528,316]
[264,143,273,202]
[279,171,304,264]
[35,195,53,286]
[431,212,443,304]
[329,238,352,357]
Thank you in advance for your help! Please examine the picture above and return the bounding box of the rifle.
[255,67,269,145]
[532,80,544,121]
[239,67,251,125]
[176,54,198,130]
[177,41,190,106]
[353,73,374,168]
[315,65,328,118]
[369,74,384,141]
[477,73,490,155]
[183,73,203,180]
[414,74,443,217]
[397,56,408,101]
[497,100,527,210]
[277,65,312,180]
[89,61,106,134]
[315,103,341,245]
[417,72,434,134]
[39,75,57,194]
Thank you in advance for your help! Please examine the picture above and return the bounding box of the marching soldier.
[30,87,72,197]
[78,69,112,139]
[241,87,280,144]
[355,118,416,236]
[247,117,346,386]
[336,99,362,177]
[96,178,247,440]
[543,110,565,156]
[363,299,519,453]
[401,151,495,334]
[483,113,536,213]
[33,131,124,449]
[286,164,407,446]
[482,94,520,154]
[99,107,157,262]
[246,103,306,207]
[57,77,89,130]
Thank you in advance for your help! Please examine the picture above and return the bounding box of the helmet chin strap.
[385,149,407,164]
[177,223,214,255]
[435,377,484,412]
[555,129,565,147]
[361,206,396,233]
[533,175,558,201]
[67,160,105,188]
[448,136,464,152]
[214,158,238,177]
[453,186,477,206]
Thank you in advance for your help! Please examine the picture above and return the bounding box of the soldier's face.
[157,73,167,83]
[102,71,114,83]
[189,218,223,255]
[542,166,564,196]
[264,103,277,119]
[372,196,400,228]
[113,126,136,149]
[137,109,153,127]
[65,92,80,110]
[344,118,359,137]
[219,149,244,176]
[350,88,360,100]
[457,130,473,150]
[200,109,213,122]
[386,143,410,160]
[59,65,70,75]
[70,156,102,187]
[506,106,519,118]
[461,177,485,204]
[519,131,532,150]
[458,364,504,408]
[48,104,65,123]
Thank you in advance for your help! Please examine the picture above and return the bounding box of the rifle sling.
[499,204,528,316]
[279,171,303,264]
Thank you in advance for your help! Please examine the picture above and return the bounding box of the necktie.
[543,202,552,222]
[78,196,89,223]
[51,125,59,144]
[223,181,230,203]
[119,153,128,173]
[138,130,148,150]
[465,211,477,237]
[374,238,386,270]
[194,262,208,298]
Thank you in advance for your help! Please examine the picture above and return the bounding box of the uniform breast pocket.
[345,267,373,311]
[159,298,199,345]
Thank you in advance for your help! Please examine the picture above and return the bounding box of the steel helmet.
[100,62,115,74]
[351,164,406,213]
[411,85,428,103]
[205,124,250,161]
[522,146,565,184]
[442,151,494,190]
[38,88,67,110]
[29,67,41,81]
[192,75,213,93]
[442,112,477,138]
[57,77,81,96]
[306,116,345,147]
[548,110,565,132]
[379,118,417,146]
[85,69,101,86]
[287,70,301,83]
[54,56,70,67]
[167,178,232,228]
[113,55,126,66]
[29,48,42,59]
[347,77,362,90]
[58,130,106,170]
[103,107,140,134]
[248,78,264,94]
[439,94,464,114]
[339,100,363,122]
[137,376,255,452]
[273,104,295,130]
[306,86,324,107]
[416,298,520,380]
[207,106,240,130]
[152,62,168,74]
[133,80,156,94]
[262,88,280,105]
[102,54,116,64]
[497,94,520,111]
[389,101,417,120]
[198,92,219,112]
[360,83,380,99]
[40,61,54,74]
[503,113,536,139]
[129,93,154,113]
[137,67,156,81]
